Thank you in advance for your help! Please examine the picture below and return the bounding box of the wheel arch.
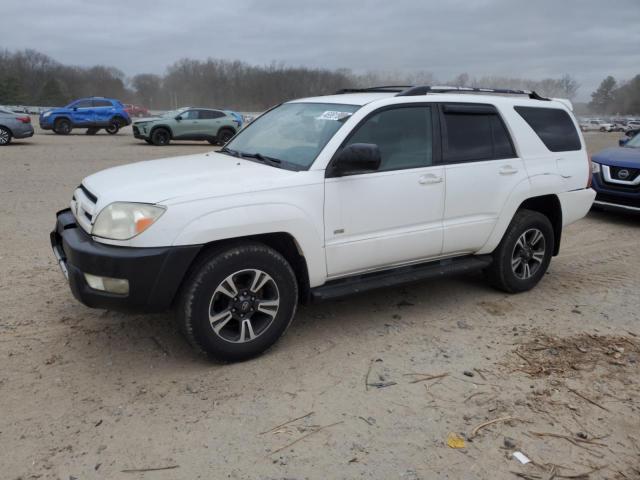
[150,124,173,138]
[217,125,236,136]
[174,232,311,307]
[517,194,562,256]
[0,124,14,136]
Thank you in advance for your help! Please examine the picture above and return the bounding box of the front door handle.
[419,174,443,185]
[499,165,518,175]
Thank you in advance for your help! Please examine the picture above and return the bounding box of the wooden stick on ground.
[122,465,179,473]
[469,416,522,439]
[269,421,343,456]
[259,411,314,435]
[567,387,609,412]
[408,373,449,384]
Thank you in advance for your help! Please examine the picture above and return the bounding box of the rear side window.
[93,100,112,107]
[442,104,515,163]
[514,106,581,152]
[199,110,225,119]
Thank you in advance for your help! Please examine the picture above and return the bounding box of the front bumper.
[591,172,640,212]
[132,124,150,139]
[51,209,202,312]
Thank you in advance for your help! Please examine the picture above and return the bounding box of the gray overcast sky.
[4,0,640,101]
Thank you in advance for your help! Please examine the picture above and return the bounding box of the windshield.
[161,109,184,118]
[625,134,640,148]
[225,102,360,169]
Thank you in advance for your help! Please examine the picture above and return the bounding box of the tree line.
[2,47,627,113]
[589,75,640,115]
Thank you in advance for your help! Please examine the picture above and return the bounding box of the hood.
[133,116,162,123]
[82,151,300,207]
[592,147,640,168]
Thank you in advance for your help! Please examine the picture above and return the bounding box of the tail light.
[16,116,31,124]
[587,154,592,188]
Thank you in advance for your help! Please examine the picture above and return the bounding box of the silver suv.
[0,107,34,145]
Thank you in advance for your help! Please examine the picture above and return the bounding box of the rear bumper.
[51,209,201,312]
[557,188,596,226]
[14,125,34,138]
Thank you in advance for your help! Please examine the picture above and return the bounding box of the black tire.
[105,120,120,135]
[86,127,100,135]
[151,128,170,146]
[0,126,12,145]
[53,118,71,135]
[177,242,298,362]
[599,127,606,132]
[216,128,234,145]
[485,209,554,293]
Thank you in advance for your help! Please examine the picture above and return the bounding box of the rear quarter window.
[514,106,581,152]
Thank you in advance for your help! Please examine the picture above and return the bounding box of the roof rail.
[335,85,413,94]
[396,85,550,101]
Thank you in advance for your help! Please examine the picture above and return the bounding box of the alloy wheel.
[511,228,546,280]
[0,128,9,145]
[208,269,280,343]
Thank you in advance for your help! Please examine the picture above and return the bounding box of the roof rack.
[395,85,550,100]
[334,85,412,94]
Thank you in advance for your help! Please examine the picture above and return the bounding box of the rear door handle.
[419,174,443,185]
[499,165,518,175]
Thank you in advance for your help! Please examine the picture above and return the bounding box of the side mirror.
[619,137,629,147]
[329,143,381,177]
[175,115,182,121]
[72,107,78,111]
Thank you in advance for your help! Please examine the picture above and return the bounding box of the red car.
[124,104,150,118]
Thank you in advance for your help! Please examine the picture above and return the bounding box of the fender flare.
[149,124,174,138]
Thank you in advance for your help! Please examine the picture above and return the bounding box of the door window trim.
[437,102,517,165]
[326,102,442,178]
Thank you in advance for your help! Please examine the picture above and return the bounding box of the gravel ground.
[0,125,639,479]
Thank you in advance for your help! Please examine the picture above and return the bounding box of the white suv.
[51,86,595,361]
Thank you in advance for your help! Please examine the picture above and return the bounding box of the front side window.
[225,102,360,169]
[442,104,515,163]
[344,106,433,171]
[72,100,93,109]
[514,106,581,152]
[179,110,198,120]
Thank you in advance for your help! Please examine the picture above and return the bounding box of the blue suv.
[39,97,131,135]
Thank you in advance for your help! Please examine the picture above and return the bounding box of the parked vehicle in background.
[51,86,595,361]
[225,110,244,129]
[0,106,34,145]
[124,104,150,118]
[132,107,238,146]
[619,128,640,146]
[39,97,131,135]
[580,118,614,132]
[592,132,640,213]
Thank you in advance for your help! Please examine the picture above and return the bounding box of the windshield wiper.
[239,152,282,166]
[219,146,241,157]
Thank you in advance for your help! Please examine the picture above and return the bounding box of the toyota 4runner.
[51,86,596,362]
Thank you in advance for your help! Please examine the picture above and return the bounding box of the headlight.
[43,111,51,118]
[92,202,165,240]
[591,161,600,174]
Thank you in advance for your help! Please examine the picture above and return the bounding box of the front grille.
[133,125,140,135]
[596,193,640,208]
[610,166,640,182]
[71,184,98,234]
[79,184,98,203]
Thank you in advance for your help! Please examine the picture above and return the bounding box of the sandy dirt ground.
[0,125,639,480]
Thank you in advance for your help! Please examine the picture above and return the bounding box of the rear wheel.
[486,209,554,293]
[53,118,71,135]
[151,128,170,146]
[216,128,234,145]
[105,120,120,135]
[0,126,12,145]
[177,243,298,362]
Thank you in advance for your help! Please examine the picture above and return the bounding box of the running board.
[310,255,493,302]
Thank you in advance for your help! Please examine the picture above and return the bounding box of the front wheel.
[151,128,170,145]
[485,209,554,293]
[177,243,298,362]
[216,128,234,145]
[53,118,71,135]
